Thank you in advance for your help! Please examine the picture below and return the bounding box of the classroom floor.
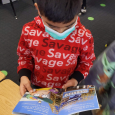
[0,0,115,115]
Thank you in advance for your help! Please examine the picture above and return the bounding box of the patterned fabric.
[17,16,95,88]
[81,41,115,114]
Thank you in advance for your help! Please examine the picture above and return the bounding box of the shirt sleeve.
[70,29,96,83]
[17,25,34,80]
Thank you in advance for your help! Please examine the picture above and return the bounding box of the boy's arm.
[70,30,96,84]
[17,25,33,81]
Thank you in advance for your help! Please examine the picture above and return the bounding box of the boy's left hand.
[62,78,78,89]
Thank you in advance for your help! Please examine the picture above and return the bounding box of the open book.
[13,85,99,115]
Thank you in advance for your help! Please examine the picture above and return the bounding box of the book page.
[58,85,99,115]
[13,86,99,115]
[13,88,60,115]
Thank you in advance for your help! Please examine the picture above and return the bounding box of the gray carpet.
[80,0,115,57]
[0,0,37,84]
[0,0,115,114]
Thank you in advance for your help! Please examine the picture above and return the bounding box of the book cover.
[13,85,99,115]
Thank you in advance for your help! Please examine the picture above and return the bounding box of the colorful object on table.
[0,70,8,81]
[100,4,106,7]
[88,17,94,21]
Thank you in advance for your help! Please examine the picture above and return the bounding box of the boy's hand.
[62,78,78,89]
[20,76,33,96]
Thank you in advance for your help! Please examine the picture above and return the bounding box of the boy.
[17,0,96,96]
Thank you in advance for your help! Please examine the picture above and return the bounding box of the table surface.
[0,71,6,81]
[0,79,21,115]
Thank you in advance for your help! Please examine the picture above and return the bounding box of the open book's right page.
[58,85,99,115]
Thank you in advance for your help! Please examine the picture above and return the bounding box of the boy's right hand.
[20,76,33,96]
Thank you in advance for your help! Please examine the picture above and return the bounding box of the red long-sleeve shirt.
[17,16,96,88]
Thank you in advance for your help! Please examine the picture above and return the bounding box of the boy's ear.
[34,3,41,16]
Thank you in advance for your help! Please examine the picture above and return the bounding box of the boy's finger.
[62,79,78,89]
[62,80,73,89]
[25,84,33,93]
[20,85,26,96]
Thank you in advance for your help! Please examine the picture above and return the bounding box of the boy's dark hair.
[37,0,82,23]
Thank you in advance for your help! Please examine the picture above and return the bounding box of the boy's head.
[35,0,82,33]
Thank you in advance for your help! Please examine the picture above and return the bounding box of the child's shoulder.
[22,16,44,32]
[75,24,92,41]
[77,17,92,36]
[23,20,36,29]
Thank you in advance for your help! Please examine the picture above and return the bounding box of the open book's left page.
[13,88,63,115]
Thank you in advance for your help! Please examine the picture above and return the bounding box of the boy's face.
[35,3,78,33]
[42,15,77,33]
